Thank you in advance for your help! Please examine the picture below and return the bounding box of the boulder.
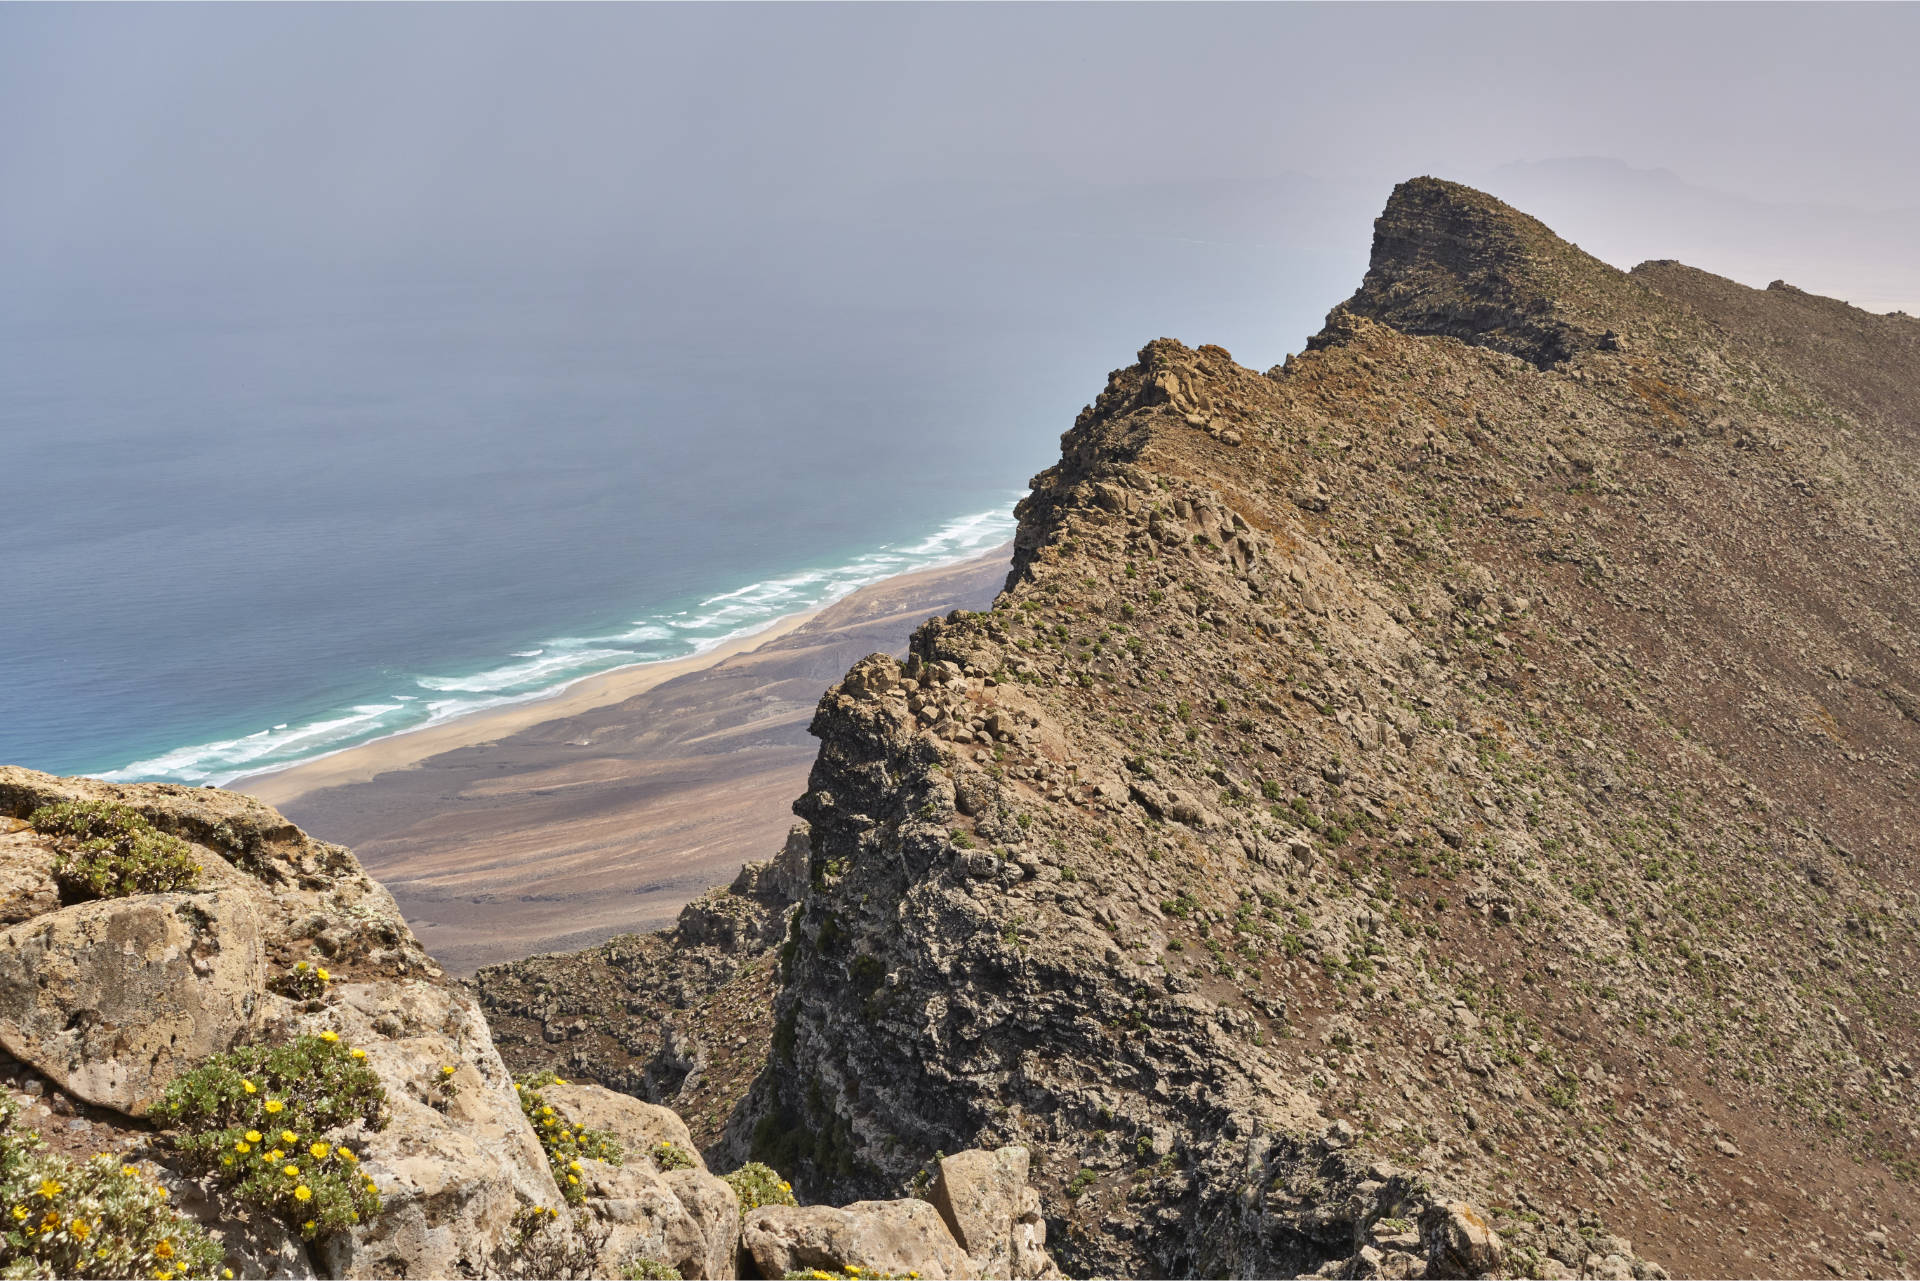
[928,1145,1038,1280]
[660,1168,742,1280]
[743,1199,972,1280]
[0,889,265,1114]
[0,824,59,924]
[543,1080,707,1169]
[1422,1201,1505,1278]
[575,1158,739,1280]
[310,981,562,1279]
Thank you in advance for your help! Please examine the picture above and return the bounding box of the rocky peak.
[1325,176,1648,368]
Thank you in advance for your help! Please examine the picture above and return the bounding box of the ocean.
[1,187,1360,787]
[0,274,1040,787]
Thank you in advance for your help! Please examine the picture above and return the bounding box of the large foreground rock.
[308,981,562,1279]
[743,1199,972,1280]
[545,1081,739,1277]
[0,888,265,1114]
[927,1145,1058,1280]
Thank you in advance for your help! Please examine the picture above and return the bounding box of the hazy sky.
[4,3,1916,306]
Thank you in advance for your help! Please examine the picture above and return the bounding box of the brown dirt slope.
[714,178,1920,1279]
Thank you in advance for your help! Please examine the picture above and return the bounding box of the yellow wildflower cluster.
[511,1071,623,1203]
[2,1095,225,1279]
[148,1032,387,1243]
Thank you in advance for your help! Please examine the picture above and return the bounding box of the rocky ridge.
[518,179,1915,1279]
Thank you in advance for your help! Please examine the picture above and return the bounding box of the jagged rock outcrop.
[710,179,1918,1279]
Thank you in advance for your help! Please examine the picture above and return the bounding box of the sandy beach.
[237,545,1011,973]
[235,610,821,808]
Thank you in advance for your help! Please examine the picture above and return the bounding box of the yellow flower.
[338,1146,357,1163]
[264,1099,283,1113]
[154,1239,175,1259]
[568,1160,581,1172]
[267,1149,285,1162]
[39,1209,60,1230]
[567,1175,578,1185]
[242,1079,257,1094]
[154,1186,167,1199]
[284,1164,301,1178]
[156,1272,174,1281]
[294,1185,312,1202]
[281,1129,299,1145]
[70,1218,91,1240]
[539,1105,553,1116]
[319,1029,338,1043]
[121,1165,141,1177]
[316,967,331,982]
[351,1048,367,1060]
[224,1271,236,1279]
[513,1082,522,1091]
[553,1077,567,1085]
[294,961,308,971]
[543,1117,557,1127]
[245,1130,262,1144]
[37,1178,61,1199]
[311,1142,331,1160]
[304,1218,316,1232]
[234,1141,251,1154]
[441,1065,456,1077]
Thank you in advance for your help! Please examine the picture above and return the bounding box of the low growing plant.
[1,1095,225,1280]
[28,800,201,903]
[148,1034,386,1241]
[720,1162,796,1218]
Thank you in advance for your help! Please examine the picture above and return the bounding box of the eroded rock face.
[743,1199,972,1281]
[0,889,265,1114]
[544,1080,742,1278]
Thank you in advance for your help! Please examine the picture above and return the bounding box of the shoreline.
[232,608,824,808]
[235,543,1013,812]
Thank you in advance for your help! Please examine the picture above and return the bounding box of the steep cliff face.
[733,179,1920,1279]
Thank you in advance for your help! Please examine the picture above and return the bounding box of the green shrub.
[721,1162,796,1218]
[148,1034,386,1241]
[513,1072,623,1203]
[621,1259,683,1280]
[1,1094,225,1279]
[650,1141,695,1172]
[28,801,201,902]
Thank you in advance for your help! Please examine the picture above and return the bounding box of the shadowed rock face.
[717,180,1920,1279]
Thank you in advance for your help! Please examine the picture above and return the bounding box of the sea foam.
[97,501,1019,787]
